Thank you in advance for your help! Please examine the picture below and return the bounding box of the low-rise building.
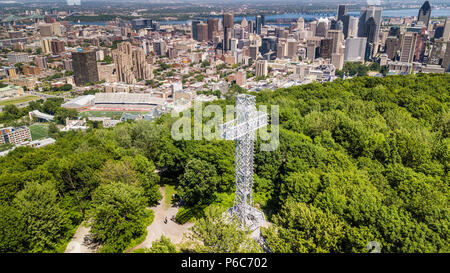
[0,126,32,145]
[0,84,23,98]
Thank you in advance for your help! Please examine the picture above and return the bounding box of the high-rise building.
[400,32,418,63]
[338,5,348,22]
[133,48,153,80]
[222,28,231,52]
[277,42,286,59]
[235,70,246,86]
[241,18,248,29]
[388,26,401,37]
[385,36,402,60]
[414,33,427,62]
[337,5,350,38]
[249,45,259,60]
[222,13,234,53]
[344,37,367,62]
[418,1,432,28]
[6,68,18,80]
[7,53,28,63]
[223,13,234,29]
[51,22,61,36]
[44,15,56,24]
[230,38,238,52]
[191,20,202,41]
[63,59,73,71]
[358,6,382,44]
[72,51,99,86]
[131,18,153,31]
[23,65,40,76]
[434,24,445,39]
[364,17,378,60]
[153,40,166,56]
[196,23,208,42]
[112,42,136,84]
[41,39,51,54]
[348,16,359,38]
[310,21,317,37]
[443,17,450,42]
[327,30,344,54]
[260,37,277,55]
[442,41,450,71]
[297,17,305,31]
[168,48,178,59]
[306,37,322,61]
[294,63,306,81]
[256,15,265,35]
[316,20,328,37]
[50,40,65,54]
[427,39,445,65]
[287,39,298,58]
[332,53,344,70]
[255,60,268,77]
[364,17,378,44]
[39,24,53,37]
[319,38,333,59]
[207,18,219,41]
[248,20,255,34]
[35,56,48,70]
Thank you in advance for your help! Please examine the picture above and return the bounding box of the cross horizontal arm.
[219,111,268,140]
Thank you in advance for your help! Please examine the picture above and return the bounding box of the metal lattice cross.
[219,94,267,230]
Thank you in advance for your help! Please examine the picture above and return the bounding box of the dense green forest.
[0,73,448,253]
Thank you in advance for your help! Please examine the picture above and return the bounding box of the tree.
[48,123,59,136]
[54,108,78,124]
[95,156,161,206]
[102,55,113,64]
[201,60,210,68]
[380,65,389,76]
[13,181,70,252]
[177,159,220,206]
[0,205,28,252]
[146,235,177,253]
[262,201,346,253]
[42,98,64,115]
[184,207,262,253]
[89,182,149,253]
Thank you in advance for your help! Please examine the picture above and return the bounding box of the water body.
[70,8,450,26]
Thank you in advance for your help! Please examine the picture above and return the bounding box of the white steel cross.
[219,94,267,231]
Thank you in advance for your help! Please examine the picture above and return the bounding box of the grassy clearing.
[164,185,177,209]
[29,123,49,140]
[175,192,235,224]
[0,96,40,106]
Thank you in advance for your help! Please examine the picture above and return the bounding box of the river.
[70,8,450,26]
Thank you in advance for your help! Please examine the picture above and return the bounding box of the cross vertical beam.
[219,94,267,231]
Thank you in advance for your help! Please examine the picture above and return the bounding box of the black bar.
[0,253,446,273]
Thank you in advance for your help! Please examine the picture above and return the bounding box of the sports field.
[29,123,49,140]
[80,111,148,119]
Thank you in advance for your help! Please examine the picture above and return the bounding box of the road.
[64,222,100,253]
[0,91,68,112]
[28,91,69,101]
